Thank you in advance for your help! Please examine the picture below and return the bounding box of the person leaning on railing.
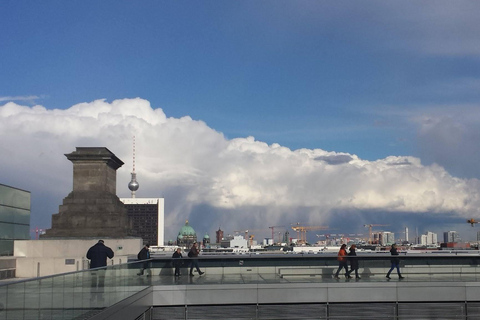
[87,239,114,269]
[86,240,114,304]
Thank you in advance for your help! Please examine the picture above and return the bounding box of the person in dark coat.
[386,243,404,279]
[346,244,360,279]
[86,240,114,304]
[87,239,114,269]
[172,248,183,277]
[137,244,151,276]
[334,244,348,279]
[188,242,204,276]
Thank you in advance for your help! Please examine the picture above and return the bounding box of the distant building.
[215,228,224,243]
[230,235,248,248]
[203,233,210,248]
[0,184,30,255]
[421,231,438,246]
[177,220,197,248]
[444,231,460,243]
[120,198,164,246]
[120,139,165,246]
[440,242,470,249]
[380,232,395,245]
[220,234,234,248]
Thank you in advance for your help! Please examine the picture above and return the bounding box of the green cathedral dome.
[178,220,196,237]
[177,220,198,247]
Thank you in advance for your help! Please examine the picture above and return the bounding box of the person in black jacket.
[172,248,183,277]
[345,244,360,279]
[386,243,404,279]
[137,244,150,276]
[86,240,114,304]
[87,240,114,269]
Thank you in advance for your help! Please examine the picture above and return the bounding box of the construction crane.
[291,223,329,245]
[249,235,255,247]
[468,219,479,227]
[269,226,285,244]
[31,227,45,240]
[364,224,390,244]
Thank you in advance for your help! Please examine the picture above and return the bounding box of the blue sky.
[2,1,480,242]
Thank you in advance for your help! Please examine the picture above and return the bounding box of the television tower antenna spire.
[128,135,139,198]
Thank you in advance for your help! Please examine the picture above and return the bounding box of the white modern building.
[421,231,438,246]
[230,235,248,248]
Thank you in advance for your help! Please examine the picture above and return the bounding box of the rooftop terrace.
[2,253,480,319]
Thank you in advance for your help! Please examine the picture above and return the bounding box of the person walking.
[137,244,150,276]
[172,248,183,277]
[334,244,349,279]
[386,243,404,279]
[188,242,204,276]
[86,240,114,304]
[345,244,360,279]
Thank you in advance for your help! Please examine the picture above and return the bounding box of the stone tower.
[42,147,132,238]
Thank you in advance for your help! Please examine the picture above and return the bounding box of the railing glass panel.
[1,253,480,319]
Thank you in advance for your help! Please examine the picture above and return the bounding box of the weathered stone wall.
[42,147,134,238]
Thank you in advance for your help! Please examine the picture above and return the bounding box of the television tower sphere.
[128,172,139,191]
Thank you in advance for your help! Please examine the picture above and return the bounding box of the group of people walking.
[135,241,205,277]
[87,239,404,281]
[172,241,204,277]
[335,243,403,280]
[334,244,360,279]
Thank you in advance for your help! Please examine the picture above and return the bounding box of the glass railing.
[0,260,148,320]
[1,252,480,319]
[149,252,480,282]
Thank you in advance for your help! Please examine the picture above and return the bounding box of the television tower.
[128,136,139,198]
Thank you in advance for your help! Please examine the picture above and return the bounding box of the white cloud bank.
[1,98,479,238]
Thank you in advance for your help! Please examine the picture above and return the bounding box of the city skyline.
[1,2,480,241]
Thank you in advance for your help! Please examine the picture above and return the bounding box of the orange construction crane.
[249,235,255,247]
[269,226,285,244]
[364,224,390,244]
[468,219,479,227]
[291,223,329,245]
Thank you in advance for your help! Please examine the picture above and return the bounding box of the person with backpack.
[188,242,204,276]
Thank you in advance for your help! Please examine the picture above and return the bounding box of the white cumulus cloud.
[1,98,479,240]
